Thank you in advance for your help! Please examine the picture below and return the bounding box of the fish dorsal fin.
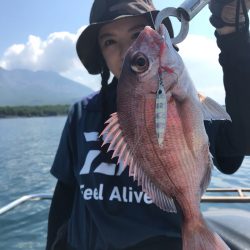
[198,93,231,121]
[101,112,177,213]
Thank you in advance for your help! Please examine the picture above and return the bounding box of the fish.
[101,24,231,250]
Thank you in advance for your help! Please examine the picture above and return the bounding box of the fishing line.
[145,0,168,146]
[146,0,156,29]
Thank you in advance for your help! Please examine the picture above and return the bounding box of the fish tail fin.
[182,215,230,250]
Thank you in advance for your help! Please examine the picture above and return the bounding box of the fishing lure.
[155,73,167,147]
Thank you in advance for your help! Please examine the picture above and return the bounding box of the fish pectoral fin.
[101,112,134,169]
[198,93,231,121]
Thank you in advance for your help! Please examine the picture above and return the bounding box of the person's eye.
[103,39,115,47]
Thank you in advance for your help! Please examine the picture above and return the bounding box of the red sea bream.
[101,24,231,249]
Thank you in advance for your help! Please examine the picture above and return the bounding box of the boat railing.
[0,194,52,215]
[202,188,250,203]
[0,188,250,215]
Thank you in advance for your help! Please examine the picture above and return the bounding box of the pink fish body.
[101,25,231,249]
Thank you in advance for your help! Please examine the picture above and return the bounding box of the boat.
[0,188,250,249]
[202,188,250,250]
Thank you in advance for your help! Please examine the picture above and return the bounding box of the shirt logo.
[79,132,124,176]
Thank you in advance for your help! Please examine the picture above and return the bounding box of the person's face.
[98,16,149,79]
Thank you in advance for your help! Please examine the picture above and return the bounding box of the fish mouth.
[130,52,149,74]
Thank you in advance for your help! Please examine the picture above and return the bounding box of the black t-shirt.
[51,82,182,250]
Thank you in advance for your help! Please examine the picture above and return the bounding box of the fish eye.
[130,52,149,73]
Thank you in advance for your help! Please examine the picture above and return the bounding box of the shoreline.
[0,104,70,118]
[0,114,67,119]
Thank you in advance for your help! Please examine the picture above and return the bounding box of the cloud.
[0,30,227,99]
[1,32,75,72]
[0,26,101,91]
[178,35,225,104]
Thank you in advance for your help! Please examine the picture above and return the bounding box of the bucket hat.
[76,0,173,75]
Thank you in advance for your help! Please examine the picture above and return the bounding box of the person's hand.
[209,0,250,34]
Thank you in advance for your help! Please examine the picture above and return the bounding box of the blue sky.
[0,0,89,55]
[0,0,213,54]
[0,0,228,103]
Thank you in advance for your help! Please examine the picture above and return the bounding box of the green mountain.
[0,68,94,106]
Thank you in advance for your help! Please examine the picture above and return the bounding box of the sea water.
[0,117,249,250]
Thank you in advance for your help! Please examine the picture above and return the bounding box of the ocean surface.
[0,116,249,250]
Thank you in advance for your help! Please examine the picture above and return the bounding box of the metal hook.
[155,7,189,44]
[155,0,210,44]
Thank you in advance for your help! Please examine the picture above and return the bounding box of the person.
[46,0,250,249]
